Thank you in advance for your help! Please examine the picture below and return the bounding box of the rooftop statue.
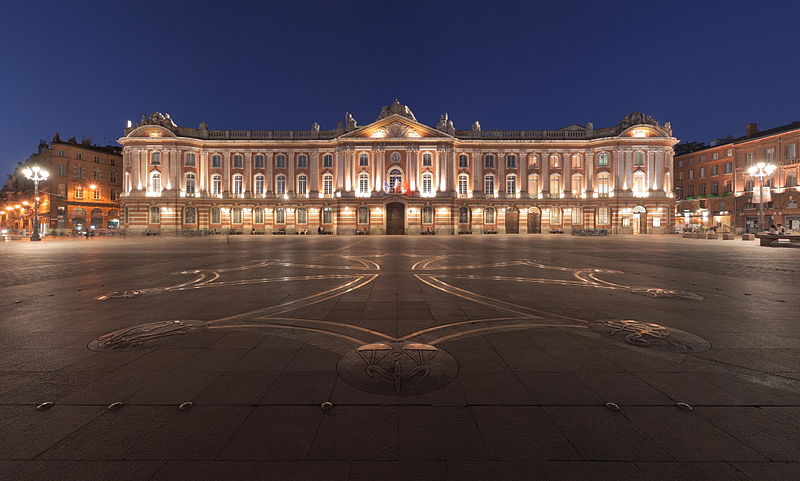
[620,112,658,128]
[137,112,178,130]
[344,113,358,131]
[376,99,417,121]
[472,121,481,132]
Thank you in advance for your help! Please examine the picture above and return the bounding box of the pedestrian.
[768,224,778,235]
[777,224,785,235]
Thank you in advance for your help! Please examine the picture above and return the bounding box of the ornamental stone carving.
[137,112,178,130]
[376,99,417,122]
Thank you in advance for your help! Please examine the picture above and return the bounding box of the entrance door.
[632,214,641,235]
[527,210,541,233]
[386,202,405,235]
[505,209,519,233]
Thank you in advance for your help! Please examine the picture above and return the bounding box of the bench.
[755,234,800,247]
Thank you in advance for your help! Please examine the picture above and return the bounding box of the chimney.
[745,123,758,137]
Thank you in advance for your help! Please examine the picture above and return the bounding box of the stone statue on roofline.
[345,113,358,131]
[376,100,417,121]
[472,121,481,132]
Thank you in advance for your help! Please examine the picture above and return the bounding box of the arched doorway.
[505,207,519,234]
[71,207,86,230]
[386,202,405,235]
[632,205,647,235]
[527,207,541,233]
[90,208,104,229]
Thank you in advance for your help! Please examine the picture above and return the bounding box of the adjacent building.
[674,122,800,233]
[1,135,123,233]
[118,102,678,235]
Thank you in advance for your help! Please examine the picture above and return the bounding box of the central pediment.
[340,114,452,140]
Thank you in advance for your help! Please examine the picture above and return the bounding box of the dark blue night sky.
[1,0,798,173]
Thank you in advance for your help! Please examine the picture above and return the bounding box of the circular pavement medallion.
[590,319,711,353]
[337,341,459,396]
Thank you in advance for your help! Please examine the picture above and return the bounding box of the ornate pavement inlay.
[88,320,208,351]
[591,319,711,353]
[90,254,706,395]
[337,341,458,395]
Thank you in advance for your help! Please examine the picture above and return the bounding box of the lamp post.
[22,166,49,241]
[747,162,776,233]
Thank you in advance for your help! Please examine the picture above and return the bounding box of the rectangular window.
[725,162,732,174]
[298,155,308,168]
[75,187,84,199]
[506,176,516,195]
[276,155,286,168]
[711,182,719,195]
[211,155,221,168]
[323,176,333,195]
[507,155,517,169]
[700,184,707,195]
[699,167,706,178]
[712,152,719,160]
[700,155,706,162]
[677,171,683,181]
[323,154,333,168]
[726,148,733,157]
[746,152,753,163]
[58,164,65,177]
[458,155,468,168]
[57,149,65,157]
[233,155,243,168]
[688,169,694,180]
[298,176,308,195]
[93,189,101,200]
[787,144,797,160]
[765,148,775,162]
[75,165,85,178]
[358,153,368,167]
[458,176,468,195]
[76,153,82,160]
[688,185,695,196]
[787,174,797,187]
[185,153,196,166]
[485,155,495,169]
[254,155,265,168]
[484,176,494,194]
[725,181,732,194]
[58,184,65,196]
[711,165,718,176]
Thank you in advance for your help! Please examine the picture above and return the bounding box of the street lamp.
[22,166,49,241]
[747,162,776,233]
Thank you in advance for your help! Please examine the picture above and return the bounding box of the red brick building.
[674,122,800,233]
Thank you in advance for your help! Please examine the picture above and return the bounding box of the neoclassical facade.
[118,102,677,235]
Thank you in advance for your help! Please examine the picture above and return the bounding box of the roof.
[675,121,800,157]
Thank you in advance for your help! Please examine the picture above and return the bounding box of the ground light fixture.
[746,162,776,232]
[21,166,49,241]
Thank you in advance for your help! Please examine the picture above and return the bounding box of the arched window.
[388,168,402,193]
[422,152,432,166]
[484,154,495,169]
[484,207,496,224]
[597,207,610,225]
[149,206,160,224]
[321,206,332,224]
[458,174,469,196]
[232,174,243,194]
[150,171,161,193]
[634,151,645,166]
[506,174,517,196]
[458,206,470,224]
[323,174,334,195]
[211,154,221,168]
[484,174,495,195]
[323,154,333,168]
[276,154,286,168]
[571,173,583,194]
[90,208,104,229]
[458,154,468,168]
[421,172,433,195]
[529,155,539,168]
[72,207,86,227]
[632,171,646,195]
[597,152,609,166]
[254,174,265,195]
[210,207,220,224]
[296,208,307,224]
[528,174,540,196]
[185,153,196,166]
[550,207,561,225]
[275,207,285,224]
[596,172,610,195]
[184,206,196,224]
[391,152,401,163]
[549,154,560,168]
[276,175,286,194]
[359,153,369,166]
[571,154,582,168]
[571,207,582,225]
[297,174,308,195]
[298,154,308,168]
[185,173,196,194]
[253,207,264,224]
[549,173,561,195]
[254,154,265,168]
[358,172,370,195]
[357,206,369,224]
[150,152,161,165]
[506,154,517,169]
[233,154,243,168]
[231,207,242,224]
[211,174,222,195]
[422,206,433,224]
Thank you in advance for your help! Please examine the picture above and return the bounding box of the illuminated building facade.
[2,136,123,232]
[119,102,677,235]
[674,122,800,233]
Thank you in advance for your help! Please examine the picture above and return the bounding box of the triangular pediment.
[339,114,452,139]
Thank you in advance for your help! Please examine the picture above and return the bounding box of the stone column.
[245,152,252,194]
[374,148,383,192]
[310,151,319,195]
[131,149,141,192]
[223,152,230,193]
[409,147,418,193]
[586,151,594,194]
[288,151,295,194]
[266,152,274,195]
[473,150,482,196]
[520,151,527,197]
[542,151,550,196]
[344,148,353,193]
[199,151,207,193]
[497,151,506,198]
[562,152,570,197]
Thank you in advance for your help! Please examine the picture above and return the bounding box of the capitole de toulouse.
[118,101,678,235]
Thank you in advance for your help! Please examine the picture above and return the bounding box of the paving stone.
[219,406,322,460]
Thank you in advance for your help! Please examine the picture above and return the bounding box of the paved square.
[1,235,798,480]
